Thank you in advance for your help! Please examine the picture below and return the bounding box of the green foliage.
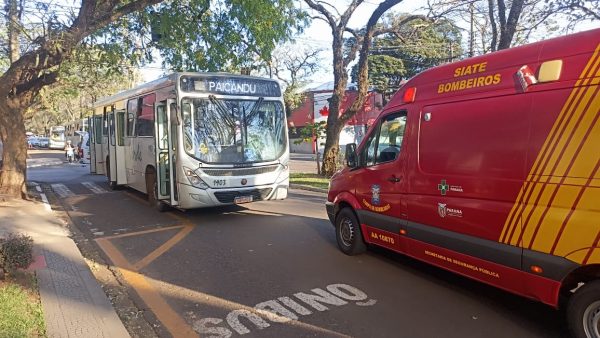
[283,84,304,117]
[27,46,140,134]
[99,0,307,72]
[293,121,326,145]
[351,14,462,95]
[0,281,46,337]
[363,55,405,97]
[0,233,33,274]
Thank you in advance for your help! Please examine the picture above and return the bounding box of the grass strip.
[290,173,330,190]
[0,273,46,337]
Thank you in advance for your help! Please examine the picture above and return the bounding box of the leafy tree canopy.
[88,0,307,73]
[352,14,462,96]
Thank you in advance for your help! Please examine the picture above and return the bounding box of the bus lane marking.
[82,181,108,194]
[95,237,197,338]
[92,207,198,337]
[189,283,376,337]
[133,225,195,270]
[97,224,186,240]
[50,183,74,198]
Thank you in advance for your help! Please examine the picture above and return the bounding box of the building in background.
[288,83,383,154]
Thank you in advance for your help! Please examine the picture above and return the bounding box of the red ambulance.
[326,28,600,338]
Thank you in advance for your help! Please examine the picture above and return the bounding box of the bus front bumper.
[178,180,289,209]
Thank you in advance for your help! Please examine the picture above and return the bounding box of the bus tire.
[146,168,168,212]
[568,280,600,338]
[335,207,366,255]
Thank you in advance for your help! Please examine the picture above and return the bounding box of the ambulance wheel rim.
[583,300,600,337]
[339,217,355,247]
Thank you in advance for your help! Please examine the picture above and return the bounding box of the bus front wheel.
[568,280,600,338]
[146,169,168,212]
[335,207,366,256]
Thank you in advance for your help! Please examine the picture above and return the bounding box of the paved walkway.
[0,191,130,338]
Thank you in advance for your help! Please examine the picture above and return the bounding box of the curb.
[290,183,328,194]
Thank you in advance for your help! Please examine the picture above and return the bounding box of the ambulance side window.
[376,114,406,163]
[362,124,379,166]
[361,112,406,167]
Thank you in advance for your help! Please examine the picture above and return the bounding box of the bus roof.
[92,72,281,108]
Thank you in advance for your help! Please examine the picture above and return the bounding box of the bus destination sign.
[180,76,281,97]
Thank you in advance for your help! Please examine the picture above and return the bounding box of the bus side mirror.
[346,143,358,168]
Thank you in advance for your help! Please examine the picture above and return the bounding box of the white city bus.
[48,126,66,149]
[90,72,289,210]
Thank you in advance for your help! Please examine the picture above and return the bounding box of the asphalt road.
[27,155,568,338]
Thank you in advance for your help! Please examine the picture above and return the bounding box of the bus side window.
[94,116,103,144]
[103,106,110,141]
[127,99,137,136]
[136,94,155,137]
[117,111,125,146]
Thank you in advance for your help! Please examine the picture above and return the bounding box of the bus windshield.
[181,97,286,164]
[50,128,65,141]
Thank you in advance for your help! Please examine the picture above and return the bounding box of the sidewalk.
[0,193,130,337]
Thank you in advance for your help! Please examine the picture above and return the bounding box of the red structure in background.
[288,89,384,153]
[288,90,383,128]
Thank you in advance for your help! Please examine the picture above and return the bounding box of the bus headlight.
[183,167,209,189]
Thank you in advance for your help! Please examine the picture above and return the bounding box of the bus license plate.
[234,196,253,204]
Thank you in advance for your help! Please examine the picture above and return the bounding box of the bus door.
[93,114,105,175]
[169,102,179,202]
[115,110,127,185]
[154,100,178,206]
[107,111,117,186]
[89,116,97,174]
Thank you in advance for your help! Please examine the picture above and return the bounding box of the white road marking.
[30,182,51,211]
[82,181,107,194]
[192,283,376,337]
[50,184,74,198]
[40,193,51,212]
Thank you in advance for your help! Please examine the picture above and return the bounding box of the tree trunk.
[321,123,342,176]
[320,33,348,177]
[0,107,27,198]
[497,0,525,50]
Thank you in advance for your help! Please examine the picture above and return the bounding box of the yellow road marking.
[98,225,185,240]
[149,276,351,338]
[96,238,198,338]
[133,225,195,271]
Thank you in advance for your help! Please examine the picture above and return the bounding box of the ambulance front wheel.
[568,280,600,338]
[335,208,366,255]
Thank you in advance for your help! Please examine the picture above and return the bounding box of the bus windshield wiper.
[208,95,236,130]
[244,97,264,124]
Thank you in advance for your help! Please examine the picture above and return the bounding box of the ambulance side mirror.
[346,143,358,168]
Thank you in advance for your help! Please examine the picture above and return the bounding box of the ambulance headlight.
[183,167,209,190]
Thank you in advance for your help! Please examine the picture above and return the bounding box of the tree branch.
[303,0,337,31]
[487,0,498,51]
[341,0,403,124]
[338,0,364,30]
